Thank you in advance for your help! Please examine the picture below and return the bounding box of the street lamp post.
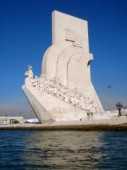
[116,102,123,116]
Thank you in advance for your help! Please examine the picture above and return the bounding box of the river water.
[0,130,127,169]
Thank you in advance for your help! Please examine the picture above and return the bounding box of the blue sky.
[0,0,127,117]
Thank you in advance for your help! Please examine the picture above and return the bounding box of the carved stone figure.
[25,65,33,79]
[24,65,34,85]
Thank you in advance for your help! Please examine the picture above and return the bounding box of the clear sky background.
[0,0,127,117]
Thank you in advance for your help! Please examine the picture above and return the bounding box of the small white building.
[0,117,24,125]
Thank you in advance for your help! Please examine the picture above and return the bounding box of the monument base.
[22,84,91,123]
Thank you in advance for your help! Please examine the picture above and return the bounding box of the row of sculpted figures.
[24,65,98,113]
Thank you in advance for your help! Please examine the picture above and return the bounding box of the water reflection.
[23,131,103,169]
[0,131,127,169]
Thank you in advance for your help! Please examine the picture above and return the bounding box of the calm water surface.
[0,130,127,170]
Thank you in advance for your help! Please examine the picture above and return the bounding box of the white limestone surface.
[22,11,104,123]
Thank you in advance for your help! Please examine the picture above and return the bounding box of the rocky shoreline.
[1,118,127,131]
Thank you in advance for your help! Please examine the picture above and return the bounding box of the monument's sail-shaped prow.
[22,11,104,123]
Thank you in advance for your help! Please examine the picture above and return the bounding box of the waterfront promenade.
[1,118,127,131]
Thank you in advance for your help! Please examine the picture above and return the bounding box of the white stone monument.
[22,11,104,123]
